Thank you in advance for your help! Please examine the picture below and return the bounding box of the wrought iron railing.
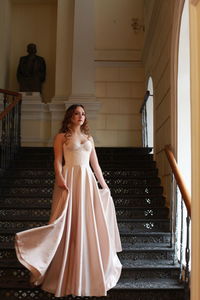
[0,89,22,172]
[165,145,191,299]
[140,90,152,147]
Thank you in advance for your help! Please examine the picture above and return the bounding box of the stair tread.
[0,259,180,269]
[0,206,168,210]
[122,245,174,251]
[116,278,184,289]
[0,241,174,251]
[0,194,166,199]
[0,217,170,221]
[0,218,170,223]
[122,262,181,269]
[118,218,170,223]
[0,228,171,235]
[0,278,184,290]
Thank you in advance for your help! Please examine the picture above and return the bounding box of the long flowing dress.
[15,139,122,297]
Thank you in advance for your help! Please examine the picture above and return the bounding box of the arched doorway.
[176,0,191,266]
[177,0,191,194]
[146,77,154,151]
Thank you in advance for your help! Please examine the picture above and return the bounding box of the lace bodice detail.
[63,139,92,167]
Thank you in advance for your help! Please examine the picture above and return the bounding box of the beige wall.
[0,0,11,89]
[95,63,144,146]
[143,0,182,205]
[94,0,145,146]
[95,0,144,61]
[9,0,57,103]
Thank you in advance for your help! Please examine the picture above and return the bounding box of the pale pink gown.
[15,139,122,297]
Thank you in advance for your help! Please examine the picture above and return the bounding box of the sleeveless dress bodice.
[63,139,92,167]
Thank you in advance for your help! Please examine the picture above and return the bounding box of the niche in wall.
[9,0,57,102]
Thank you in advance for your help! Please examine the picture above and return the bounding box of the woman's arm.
[53,133,67,190]
[89,137,109,189]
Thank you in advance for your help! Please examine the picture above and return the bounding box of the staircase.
[0,147,185,300]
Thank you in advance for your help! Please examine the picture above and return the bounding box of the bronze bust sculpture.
[17,43,46,93]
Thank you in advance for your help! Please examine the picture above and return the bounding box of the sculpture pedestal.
[20,92,43,102]
[20,93,50,147]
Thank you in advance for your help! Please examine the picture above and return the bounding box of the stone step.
[116,207,169,219]
[10,160,157,169]
[121,232,172,246]
[0,177,161,187]
[0,195,166,208]
[0,284,185,300]
[3,168,159,179]
[116,277,184,289]
[118,248,175,263]
[0,186,164,197]
[0,230,172,248]
[114,195,166,207]
[0,278,184,290]
[0,218,170,232]
[121,263,181,280]
[0,244,175,264]
[0,261,181,282]
[18,146,153,156]
[8,164,158,171]
[118,219,170,232]
[15,152,154,161]
[0,207,169,221]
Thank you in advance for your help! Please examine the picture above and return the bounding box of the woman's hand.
[89,137,110,190]
[56,175,68,190]
[53,133,67,190]
[102,184,109,190]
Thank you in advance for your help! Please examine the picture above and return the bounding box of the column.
[49,0,75,141]
[53,0,74,101]
[67,0,100,121]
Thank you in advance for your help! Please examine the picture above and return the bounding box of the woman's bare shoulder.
[88,135,95,145]
[53,133,66,145]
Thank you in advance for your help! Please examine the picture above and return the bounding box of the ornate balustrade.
[0,89,22,172]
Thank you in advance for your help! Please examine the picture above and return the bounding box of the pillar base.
[20,92,43,102]
[21,95,50,147]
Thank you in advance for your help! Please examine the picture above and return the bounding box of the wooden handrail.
[139,90,150,113]
[164,145,191,217]
[0,96,22,120]
[0,89,21,97]
[0,89,22,120]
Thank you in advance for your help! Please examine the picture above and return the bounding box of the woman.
[15,104,122,298]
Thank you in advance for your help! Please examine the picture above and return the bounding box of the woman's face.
[71,106,86,126]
